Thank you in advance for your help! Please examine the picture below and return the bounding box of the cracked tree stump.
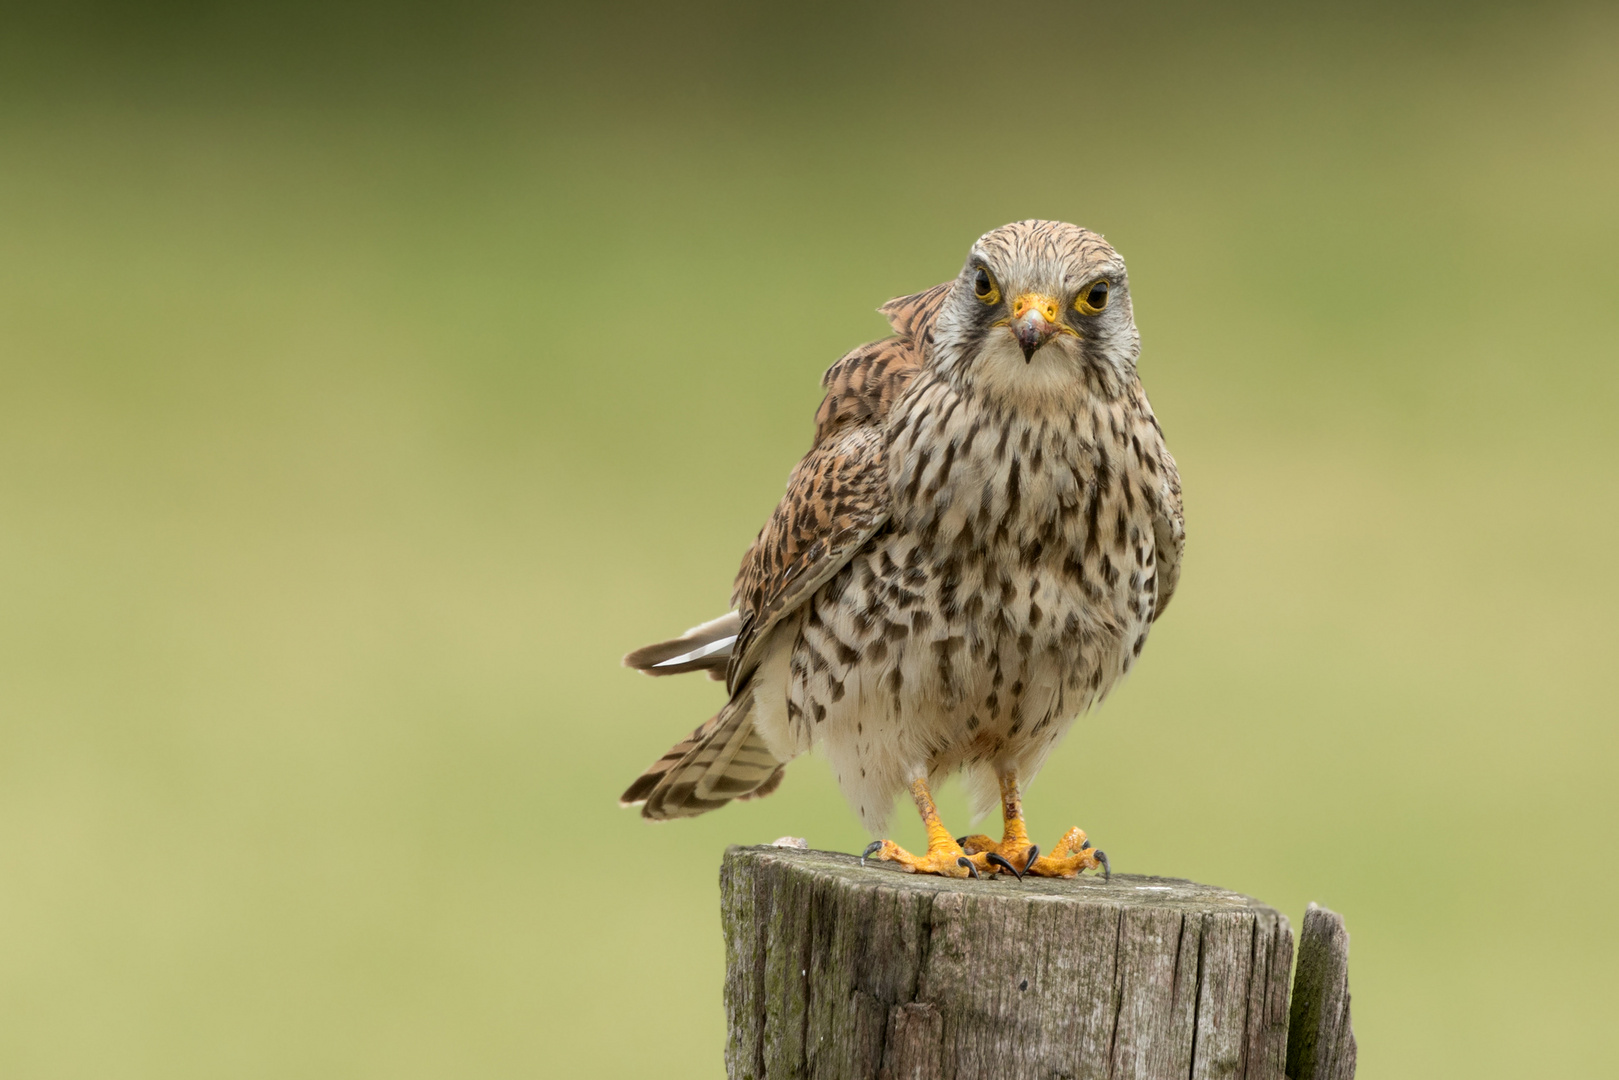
[721,845,1353,1080]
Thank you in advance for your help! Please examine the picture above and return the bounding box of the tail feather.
[622,611,740,680]
[620,682,786,820]
[693,701,779,800]
[738,764,786,801]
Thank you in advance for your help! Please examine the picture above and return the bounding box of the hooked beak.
[1009,293,1061,361]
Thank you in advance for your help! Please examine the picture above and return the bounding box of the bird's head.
[931,220,1140,407]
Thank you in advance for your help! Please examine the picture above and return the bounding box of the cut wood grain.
[720,845,1299,1080]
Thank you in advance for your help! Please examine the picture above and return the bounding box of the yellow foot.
[861,838,993,878]
[958,825,1109,880]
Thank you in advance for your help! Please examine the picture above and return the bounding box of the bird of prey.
[621,220,1183,879]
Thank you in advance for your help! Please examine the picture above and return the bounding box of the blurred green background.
[1,2,1615,1076]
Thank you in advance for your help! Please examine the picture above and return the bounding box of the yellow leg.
[862,777,992,878]
[957,771,1108,879]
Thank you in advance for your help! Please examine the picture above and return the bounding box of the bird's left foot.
[958,826,1109,880]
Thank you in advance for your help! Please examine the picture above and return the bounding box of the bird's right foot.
[860,776,1000,878]
[861,838,987,878]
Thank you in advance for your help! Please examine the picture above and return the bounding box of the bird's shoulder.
[877,280,952,344]
[811,280,952,447]
[813,338,921,446]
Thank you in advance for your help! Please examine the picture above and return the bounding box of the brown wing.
[727,423,890,689]
[726,333,926,688]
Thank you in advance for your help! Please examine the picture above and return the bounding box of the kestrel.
[622,220,1183,879]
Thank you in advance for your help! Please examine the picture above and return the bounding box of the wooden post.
[1285,904,1356,1080]
[721,844,1349,1080]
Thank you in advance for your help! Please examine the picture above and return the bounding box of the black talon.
[957,856,980,879]
[1095,850,1110,882]
[1080,840,1091,850]
[861,840,884,867]
[955,836,968,847]
[1023,844,1040,876]
[985,852,1021,880]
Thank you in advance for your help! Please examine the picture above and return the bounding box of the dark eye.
[973,267,999,304]
[1076,280,1110,314]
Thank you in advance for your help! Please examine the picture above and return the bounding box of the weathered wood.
[1285,904,1356,1080]
[720,845,1296,1080]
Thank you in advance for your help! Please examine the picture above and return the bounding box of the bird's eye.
[1076,280,1110,315]
[973,267,1000,305]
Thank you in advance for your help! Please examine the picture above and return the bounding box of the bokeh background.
[1,2,1615,1076]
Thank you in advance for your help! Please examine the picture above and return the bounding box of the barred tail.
[619,682,785,820]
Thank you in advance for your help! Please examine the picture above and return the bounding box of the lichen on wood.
[1285,904,1356,1080]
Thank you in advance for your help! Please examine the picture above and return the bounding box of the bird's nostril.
[1013,295,1059,325]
